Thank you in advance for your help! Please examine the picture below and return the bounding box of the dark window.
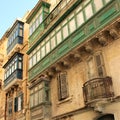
[57,71,68,100]
[14,93,23,112]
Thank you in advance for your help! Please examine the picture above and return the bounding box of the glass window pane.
[56,30,62,44]
[37,50,40,62]
[19,29,23,36]
[69,18,76,33]
[76,11,84,27]
[51,36,56,49]
[105,0,111,3]
[94,0,103,12]
[41,47,45,58]
[18,61,22,69]
[36,18,39,28]
[63,25,69,39]
[29,58,32,68]
[15,62,17,70]
[39,14,43,24]
[33,54,36,65]
[46,41,50,54]
[85,4,93,20]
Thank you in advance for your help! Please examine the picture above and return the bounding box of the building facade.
[0,31,9,120]
[1,13,29,120]
[26,0,120,120]
[1,0,120,120]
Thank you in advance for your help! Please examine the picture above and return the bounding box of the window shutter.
[95,53,105,77]
[87,57,95,79]
[58,72,68,100]
[21,94,23,110]
[14,97,18,112]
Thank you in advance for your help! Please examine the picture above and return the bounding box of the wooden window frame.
[57,71,69,101]
[87,52,106,80]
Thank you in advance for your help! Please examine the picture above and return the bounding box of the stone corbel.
[109,28,119,40]
[62,58,71,68]
[47,67,56,78]
[55,64,62,72]
[74,52,82,62]
[85,42,93,53]
[98,33,108,46]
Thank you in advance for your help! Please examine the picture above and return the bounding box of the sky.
[0,0,38,39]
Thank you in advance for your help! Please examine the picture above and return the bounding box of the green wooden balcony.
[28,0,120,81]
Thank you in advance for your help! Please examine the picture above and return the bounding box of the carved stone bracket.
[98,32,108,46]
[109,28,119,40]
[85,42,93,53]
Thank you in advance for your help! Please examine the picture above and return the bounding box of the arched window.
[97,114,114,120]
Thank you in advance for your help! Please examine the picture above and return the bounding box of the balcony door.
[97,114,114,120]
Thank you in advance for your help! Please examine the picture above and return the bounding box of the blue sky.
[0,0,38,38]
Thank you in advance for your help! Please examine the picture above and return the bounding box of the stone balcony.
[83,77,114,106]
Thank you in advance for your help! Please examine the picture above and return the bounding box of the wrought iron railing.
[83,76,114,104]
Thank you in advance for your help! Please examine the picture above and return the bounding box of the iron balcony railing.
[83,76,114,104]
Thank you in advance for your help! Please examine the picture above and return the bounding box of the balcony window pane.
[30,95,34,108]
[63,25,69,39]
[29,58,32,69]
[36,18,39,28]
[69,18,76,33]
[37,50,40,62]
[76,11,84,27]
[46,41,50,54]
[33,54,36,65]
[39,90,43,103]
[56,30,62,45]
[94,0,103,12]
[39,14,43,24]
[105,0,111,4]
[34,92,38,106]
[29,27,32,35]
[15,62,17,70]
[33,23,35,32]
[85,3,93,20]
[18,61,22,69]
[19,29,23,37]
[41,46,45,58]
[51,36,56,49]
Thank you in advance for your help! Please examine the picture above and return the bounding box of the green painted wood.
[28,0,120,81]
[29,24,44,44]
[99,7,116,24]
[72,30,85,43]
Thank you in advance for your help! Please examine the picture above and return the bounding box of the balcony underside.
[4,78,22,91]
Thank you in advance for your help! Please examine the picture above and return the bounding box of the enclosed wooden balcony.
[83,77,114,105]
